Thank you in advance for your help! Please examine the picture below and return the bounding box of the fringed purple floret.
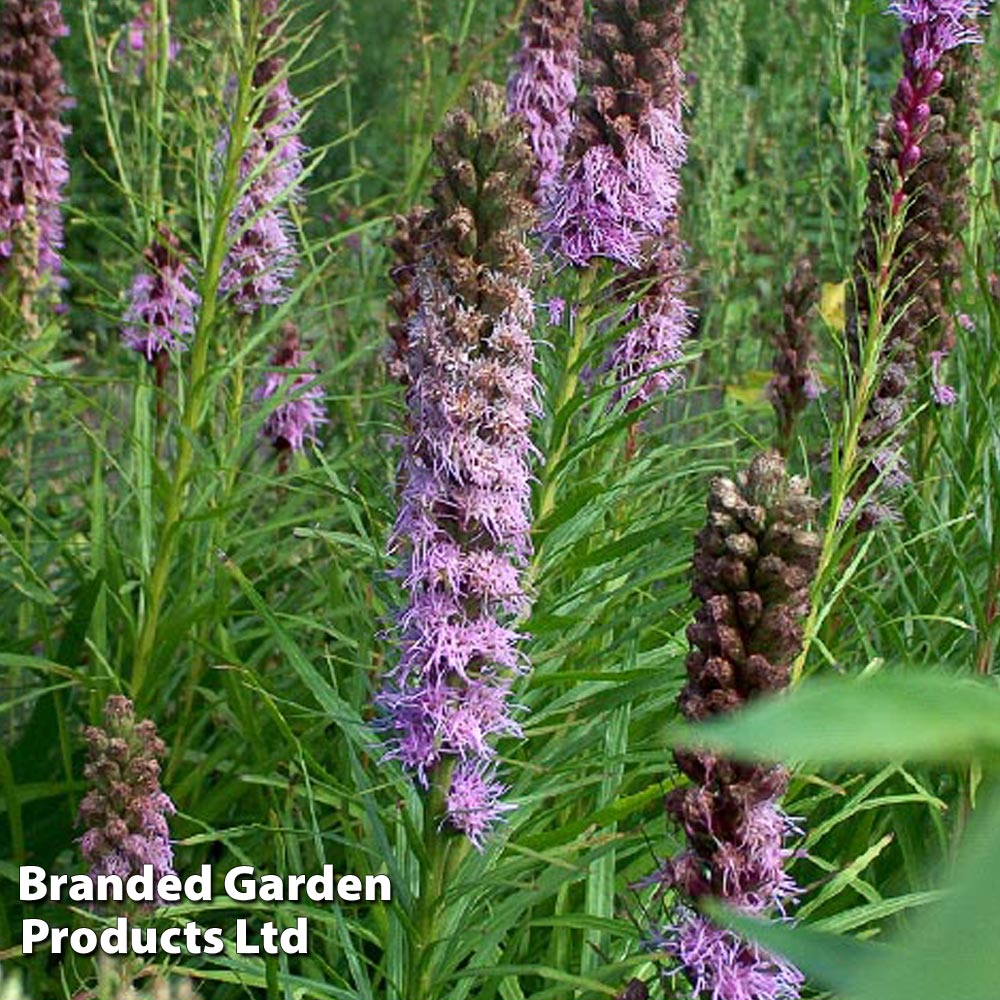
[654,911,804,1000]
[77,696,177,891]
[121,228,200,362]
[0,0,71,285]
[541,0,691,407]
[219,1,304,314]
[253,323,326,452]
[506,0,584,196]
[446,760,517,851]
[378,85,537,848]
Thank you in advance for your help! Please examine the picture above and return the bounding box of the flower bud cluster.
[78,696,176,887]
[768,259,822,453]
[655,453,821,1000]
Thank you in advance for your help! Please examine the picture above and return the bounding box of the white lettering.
[338,875,361,901]
[225,865,257,902]
[21,919,49,953]
[19,867,47,902]
[365,874,392,901]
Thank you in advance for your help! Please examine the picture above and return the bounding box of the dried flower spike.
[377,83,537,848]
[0,0,71,287]
[651,453,821,1000]
[253,322,327,453]
[78,695,176,888]
[506,0,584,196]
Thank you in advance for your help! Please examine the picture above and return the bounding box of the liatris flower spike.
[377,83,537,848]
[542,0,691,408]
[219,0,304,314]
[543,0,687,268]
[121,227,200,364]
[769,258,822,455]
[385,206,430,385]
[78,695,176,888]
[506,0,584,197]
[845,0,985,527]
[253,322,327,455]
[652,452,821,1000]
[0,0,71,287]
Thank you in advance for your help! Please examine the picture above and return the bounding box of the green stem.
[794,204,906,683]
[130,14,256,697]
[535,270,594,532]
[410,762,456,1000]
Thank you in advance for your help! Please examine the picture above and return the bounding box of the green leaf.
[671,672,1000,764]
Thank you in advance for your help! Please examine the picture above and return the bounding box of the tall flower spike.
[121,227,200,363]
[543,0,691,407]
[506,0,584,197]
[769,258,822,455]
[78,695,176,888]
[651,453,821,1000]
[0,0,71,287]
[377,83,537,847]
[219,0,304,314]
[253,321,327,454]
[845,1,985,527]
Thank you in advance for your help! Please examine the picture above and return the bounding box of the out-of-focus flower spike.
[253,322,327,454]
[219,0,305,315]
[0,0,71,291]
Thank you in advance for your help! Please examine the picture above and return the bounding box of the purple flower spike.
[541,0,692,408]
[506,0,584,197]
[78,696,177,892]
[378,85,537,849]
[253,323,327,453]
[0,0,71,287]
[121,228,200,362]
[219,0,305,314]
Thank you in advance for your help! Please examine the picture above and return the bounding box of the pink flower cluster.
[78,696,176,887]
[219,0,305,313]
[121,228,200,362]
[253,323,327,452]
